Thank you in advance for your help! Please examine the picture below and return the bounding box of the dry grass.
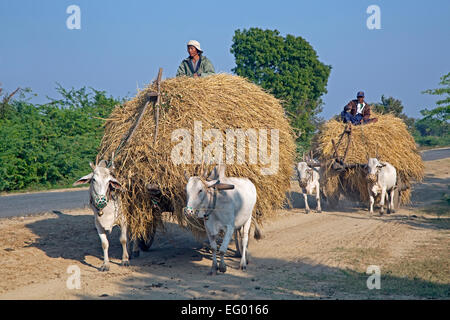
[97,74,296,240]
[315,113,424,204]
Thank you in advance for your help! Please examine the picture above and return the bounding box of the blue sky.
[0,0,449,119]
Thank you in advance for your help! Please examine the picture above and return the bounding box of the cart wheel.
[138,223,157,252]
[393,188,400,211]
[325,194,339,210]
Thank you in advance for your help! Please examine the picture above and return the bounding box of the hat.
[357,91,365,97]
[187,40,203,53]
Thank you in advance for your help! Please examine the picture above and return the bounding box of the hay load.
[97,73,296,239]
[315,113,424,206]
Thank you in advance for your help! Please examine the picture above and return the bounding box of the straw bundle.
[98,74,296,240]
[315,113,424,205]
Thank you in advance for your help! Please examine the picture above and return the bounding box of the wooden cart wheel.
[324,192,340,210]
[138,222,157,252]
[393,188,401,211]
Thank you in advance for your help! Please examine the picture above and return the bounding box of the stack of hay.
[97,74,296,240]
[315,113,424,205]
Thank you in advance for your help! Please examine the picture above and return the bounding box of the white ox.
[366,158,397,215]
[74,160,131,271]
[184,165,257,275]
[296,161,321,214]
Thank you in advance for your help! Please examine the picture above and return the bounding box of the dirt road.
[0,158,448,299]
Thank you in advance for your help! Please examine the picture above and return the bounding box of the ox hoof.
[100,264,110,272]
[208,268,218,276]
[239,264,247,271]
[121,260,130,267]
[131,250,140,259]
[219,263,227,273]
[317,209,322,213]
[305,209,310,214]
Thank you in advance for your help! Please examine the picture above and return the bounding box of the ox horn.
[98,160,108,167]
[110,151,116,170]
[184,170,190,181]
[218,163,226,180]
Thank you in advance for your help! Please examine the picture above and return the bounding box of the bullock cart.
[310,114,424,210]
[95,69,297,247]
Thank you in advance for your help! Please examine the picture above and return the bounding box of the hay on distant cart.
[315,113,424,205]
[97,73,296,240]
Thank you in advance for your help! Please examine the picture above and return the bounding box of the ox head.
[73,160,123,212]
[184,165,234,218]
[297,162,313,185]
[366,158,386,183]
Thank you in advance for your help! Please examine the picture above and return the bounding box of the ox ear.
[73,173,93,186]
[109,177,123,191]
[378,162,387,168]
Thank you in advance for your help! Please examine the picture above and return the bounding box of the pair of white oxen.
[296,157,398,215]
[74,162,259,275]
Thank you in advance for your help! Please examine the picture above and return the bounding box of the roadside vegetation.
[0,28,448,193]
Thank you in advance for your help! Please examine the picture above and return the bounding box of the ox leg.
[119,223,130,267]
[379,187,386,215]
[240,217,252,271]
[316,184,322,213]
[303,189,310,214]
[234,228,242,258]
[218,225,234,273]
[389,189,396,213]
[95,219,110,272]
[206,231,218,276]
[368,187,374,215]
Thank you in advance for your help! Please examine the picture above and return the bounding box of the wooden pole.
[153,68,163,145]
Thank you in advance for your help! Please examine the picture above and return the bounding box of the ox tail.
[252,216,264,240]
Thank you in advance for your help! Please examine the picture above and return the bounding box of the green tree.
[230,28,331,154]
[372,95,416,133]
[414,72,450,146]
[0,85,121,192]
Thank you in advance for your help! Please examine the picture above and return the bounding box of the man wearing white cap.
[176,40,215,78]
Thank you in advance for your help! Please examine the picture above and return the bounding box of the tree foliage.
[230,28,331,153]
[372,95,416,133]
[414,72,450,146]
[0,85,121,191]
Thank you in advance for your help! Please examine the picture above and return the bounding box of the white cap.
[187,40,203,53]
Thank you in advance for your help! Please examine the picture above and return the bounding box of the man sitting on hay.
[176,40,215,78]
[340,91,378,125]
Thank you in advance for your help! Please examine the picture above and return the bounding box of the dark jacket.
[344,99,371,121]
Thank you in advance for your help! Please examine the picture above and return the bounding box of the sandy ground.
[0,159,448,300]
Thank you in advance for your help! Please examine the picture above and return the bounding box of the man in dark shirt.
[340,91,378,125]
